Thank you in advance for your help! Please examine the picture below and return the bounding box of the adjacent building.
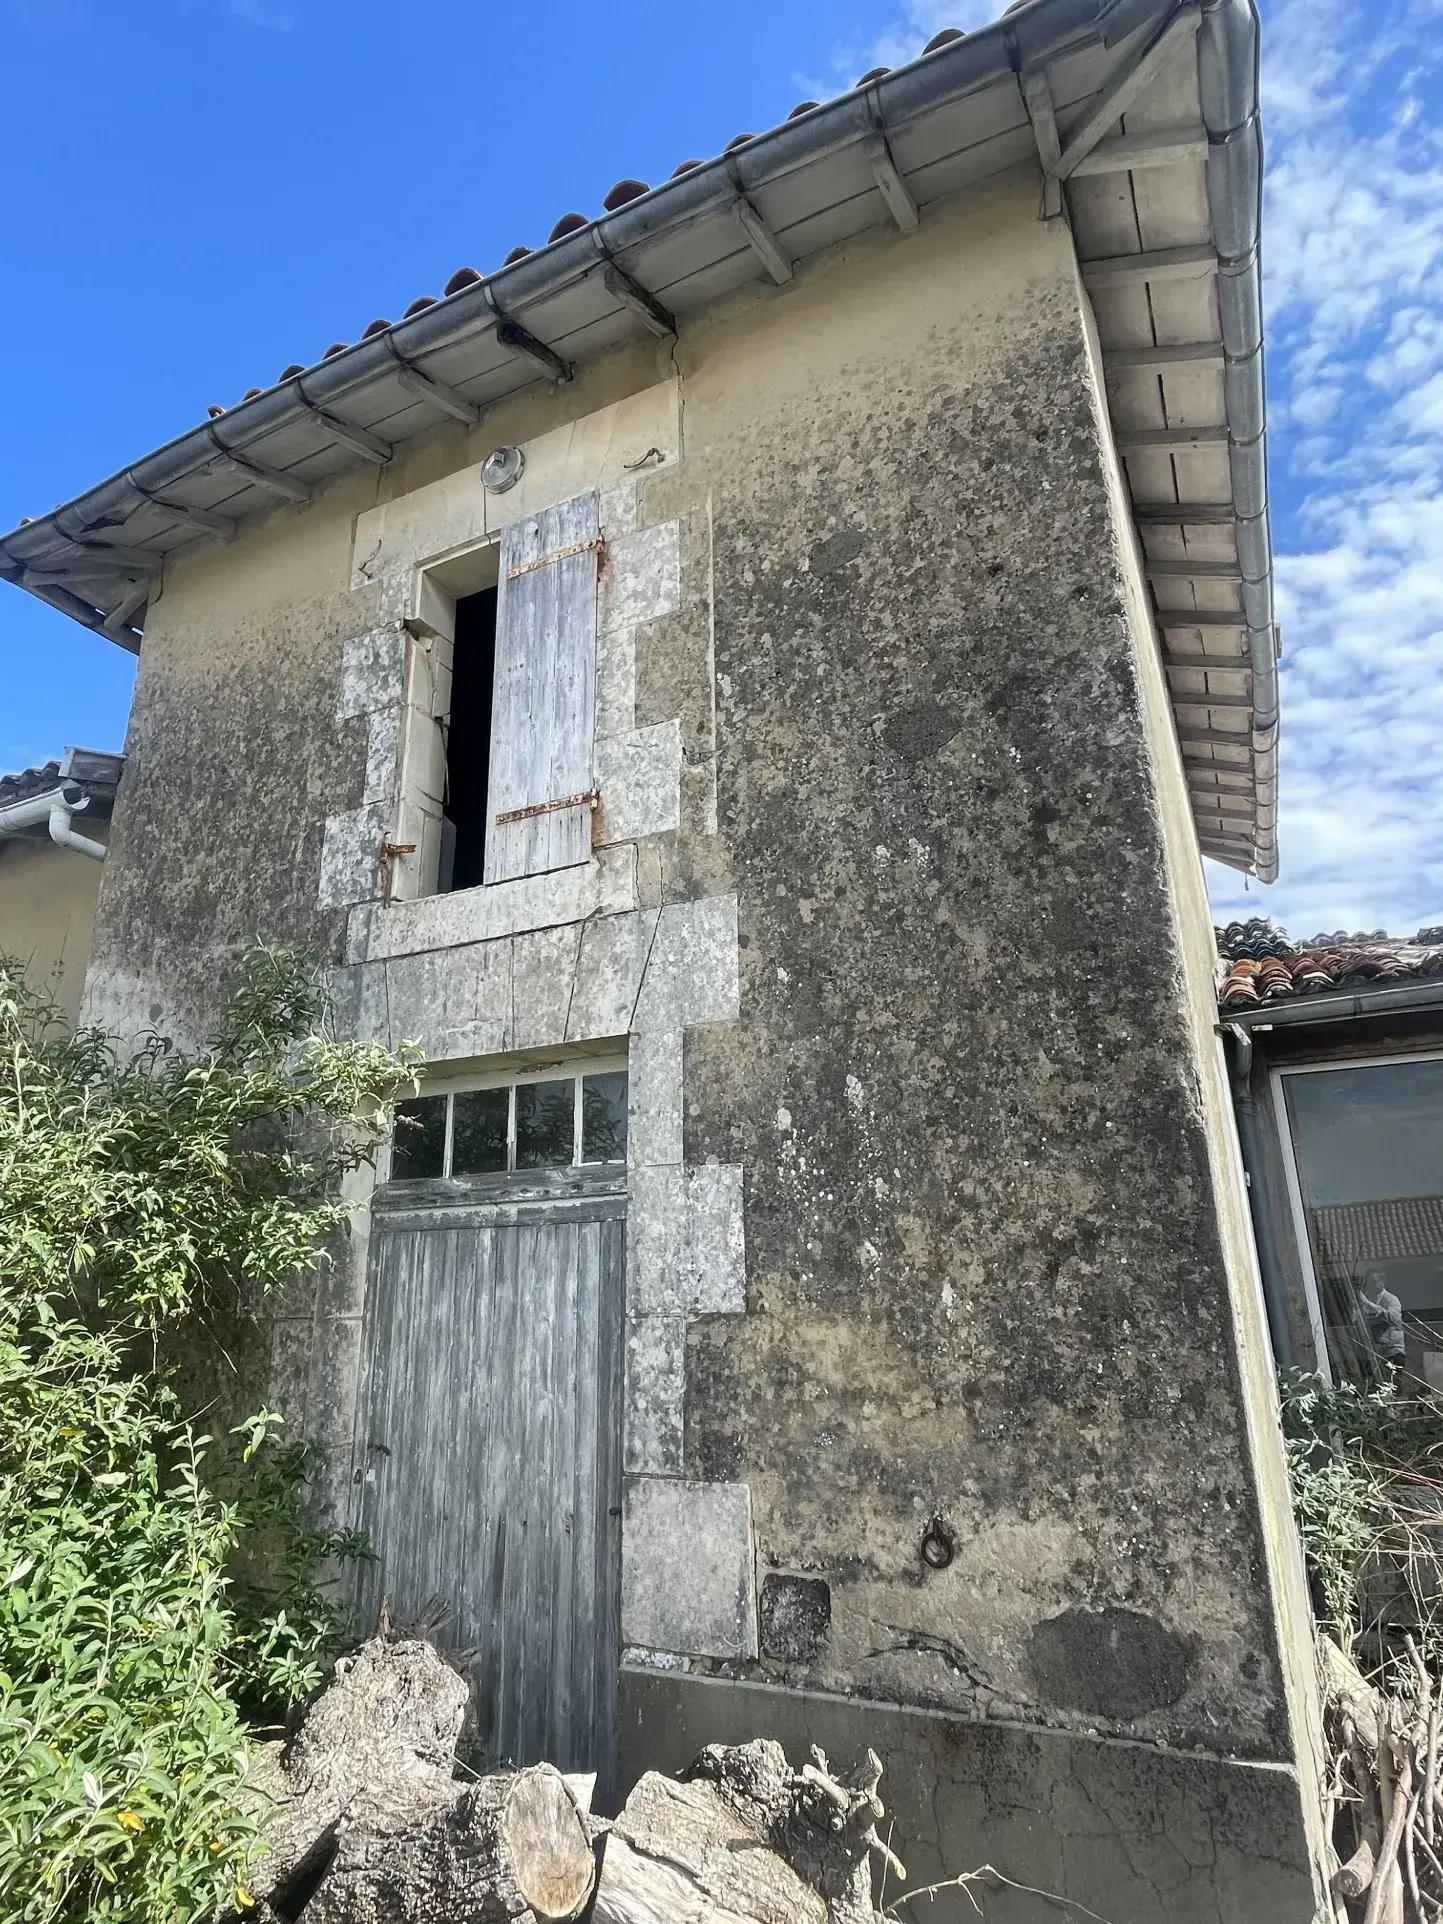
[0,3,1328,1916]
[0,747,123,1023]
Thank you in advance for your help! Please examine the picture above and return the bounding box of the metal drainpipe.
[0,784,107,861]
[47,792,106,861]
[1225,1021,1295,1371]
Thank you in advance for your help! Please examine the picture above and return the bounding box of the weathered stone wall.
[82,161,1316,1903]
[640,174,1293,1766]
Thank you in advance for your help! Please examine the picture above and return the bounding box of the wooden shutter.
[484,492,600,884]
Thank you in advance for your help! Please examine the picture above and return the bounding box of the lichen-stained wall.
[83,159,1301,1791]
[665,172,1291,1764]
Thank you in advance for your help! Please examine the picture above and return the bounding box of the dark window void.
[442,586,498,893]
[392,1096,446,1180]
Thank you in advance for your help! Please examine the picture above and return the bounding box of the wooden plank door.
[354,1196,624,1783]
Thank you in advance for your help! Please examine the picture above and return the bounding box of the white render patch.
[349,383,680,588]
[622,1477,758,1661]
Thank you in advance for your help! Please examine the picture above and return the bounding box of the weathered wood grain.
[484,491,599,883]
[354,1205,624,1785]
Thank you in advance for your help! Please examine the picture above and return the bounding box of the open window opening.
[402,490,601,903]
[439,585,497,893]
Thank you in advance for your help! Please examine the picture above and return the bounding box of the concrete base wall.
[619,1669,1316,1923]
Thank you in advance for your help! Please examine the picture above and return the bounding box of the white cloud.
[1207,0,1443,939]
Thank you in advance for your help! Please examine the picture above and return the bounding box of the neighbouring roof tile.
[1217,924,1443,1010]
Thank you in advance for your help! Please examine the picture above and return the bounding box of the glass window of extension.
[1278,1055,1443,1388]
[388,1068,628,1182]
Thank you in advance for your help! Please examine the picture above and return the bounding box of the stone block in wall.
[596,722,683,845]
[352,846,639,962]
[307,1314,364,1455]
[632,895,740,1032]
[361,704,403,806]
[630,1165,745,1317]
[625,1313,685,1474]
[318,803,389,909]
[595,620,637,744]
[601,520,681,635]
[384,941,512,1060]
[338,625,405,719]
[622,1475,757,1660]
[628,1027,684,1168]
[566,909,659,1043]
[512,924,583,1051]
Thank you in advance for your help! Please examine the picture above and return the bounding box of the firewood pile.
[1323,1634,1443,1924]
[237,1636,907,1923]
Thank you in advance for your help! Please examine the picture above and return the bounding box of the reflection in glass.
[1283,1058,1443,1387]
[581,1072,629,1163]
[392,1096,446,1179]
[452,1087,509,1175]
[516,1079,575,1168]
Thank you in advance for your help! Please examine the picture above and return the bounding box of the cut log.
[592,1772,828,1924]
[238,1644,894,1924]
[245,1637,469,1911]
[592,1739,899,1924]
[301,1764,596,1924]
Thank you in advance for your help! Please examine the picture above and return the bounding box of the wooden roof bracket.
[482,285,574,384]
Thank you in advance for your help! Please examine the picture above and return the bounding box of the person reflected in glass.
[1359,1268,1406,1377]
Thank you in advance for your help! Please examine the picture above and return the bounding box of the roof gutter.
[0,0,1276,875]
[1197,0,1276,882]
[0,0,1160,581]
[1222,980,1443,1030]
[0,785,107,861]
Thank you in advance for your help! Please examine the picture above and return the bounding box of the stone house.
[0,2,1326,1916]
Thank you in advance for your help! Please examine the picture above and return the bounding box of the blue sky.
[1,0,1437,938]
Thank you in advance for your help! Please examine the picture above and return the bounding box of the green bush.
[0,953,410,1922]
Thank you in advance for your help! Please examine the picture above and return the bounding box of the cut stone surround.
[315,392,757,1665]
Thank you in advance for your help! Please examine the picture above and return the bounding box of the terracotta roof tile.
[1313,1197,1443,1268]
[204,19,983,405]
[0,760,62,808]
[1217,923,1443,1011]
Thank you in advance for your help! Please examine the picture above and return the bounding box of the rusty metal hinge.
[494,788,598,827]
[378,840,417,905]
[505,536,607,580]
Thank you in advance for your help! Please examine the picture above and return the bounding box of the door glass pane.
[1283,1059,1443,1387]
[515,1079,575,1168]
[581,1072,628,1163]
[392,1095,447,1180]
[452,1087,510,1175]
